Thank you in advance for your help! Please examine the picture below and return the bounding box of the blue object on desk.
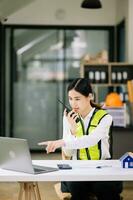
[120,152,133,168]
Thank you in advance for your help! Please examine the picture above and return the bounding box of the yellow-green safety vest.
[76,109,108,160]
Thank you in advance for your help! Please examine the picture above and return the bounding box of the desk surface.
[0,160,133,182]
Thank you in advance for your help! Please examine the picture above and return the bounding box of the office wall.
[115,0,133,63]
[4,0,133,63]
[116,0,128,24]
[116,0,128,61]
[6,0,116,25]
[127,0,133,63]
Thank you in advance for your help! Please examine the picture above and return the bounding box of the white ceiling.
[0,0,34,22]
[1,0,117,26]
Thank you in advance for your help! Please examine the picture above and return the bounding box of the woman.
[39,78,122,200]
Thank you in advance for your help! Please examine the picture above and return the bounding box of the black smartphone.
[57,164,72,170]
[58,99,80,123]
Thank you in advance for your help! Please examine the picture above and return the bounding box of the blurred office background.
[0,0,133,155]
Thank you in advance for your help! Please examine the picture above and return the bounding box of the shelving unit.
[80,62,133,128]
[80,63,133,84]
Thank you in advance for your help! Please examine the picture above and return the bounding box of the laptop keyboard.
[33,164,47,173]
[32,164,58,174]
[33,167,46,173]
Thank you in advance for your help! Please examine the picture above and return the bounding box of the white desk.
[0,159,133,182]
[0,160,133,200]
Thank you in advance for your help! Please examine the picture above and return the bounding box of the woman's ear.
[89,93,94,100]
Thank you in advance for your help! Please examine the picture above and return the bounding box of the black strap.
[77,108,98,160]
[77,108,110,160]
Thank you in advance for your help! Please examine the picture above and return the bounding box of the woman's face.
[68,89,92,116]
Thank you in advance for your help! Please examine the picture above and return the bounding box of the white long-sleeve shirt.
[62,108,113,160]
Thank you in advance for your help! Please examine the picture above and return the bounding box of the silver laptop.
[0,137,58,174]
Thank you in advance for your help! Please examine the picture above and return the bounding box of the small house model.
[120,152,133,168]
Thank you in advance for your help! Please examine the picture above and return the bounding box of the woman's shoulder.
[100,111,113,125]
[92,108,113,125]
[94,108,112,118]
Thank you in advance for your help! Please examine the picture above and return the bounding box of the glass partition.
[5,27,113,149]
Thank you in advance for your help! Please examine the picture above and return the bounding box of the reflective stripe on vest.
[76,109,108,160]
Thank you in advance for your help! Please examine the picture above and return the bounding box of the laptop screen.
[0,137,58,174]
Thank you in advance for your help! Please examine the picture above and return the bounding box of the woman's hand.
[64,109,79,135]
[38,139,65,153]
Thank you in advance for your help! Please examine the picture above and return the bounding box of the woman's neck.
[81,106,93,119]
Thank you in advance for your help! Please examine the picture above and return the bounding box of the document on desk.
[71,160,121,170]
[74,165,112,169]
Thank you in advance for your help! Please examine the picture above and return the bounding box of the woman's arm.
[38,114,112,153]
[64,114,112,149]
[62,115,75,157]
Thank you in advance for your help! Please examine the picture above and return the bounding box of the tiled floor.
[0,153,133,200]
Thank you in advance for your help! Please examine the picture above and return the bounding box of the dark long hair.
[67,78,102,109]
